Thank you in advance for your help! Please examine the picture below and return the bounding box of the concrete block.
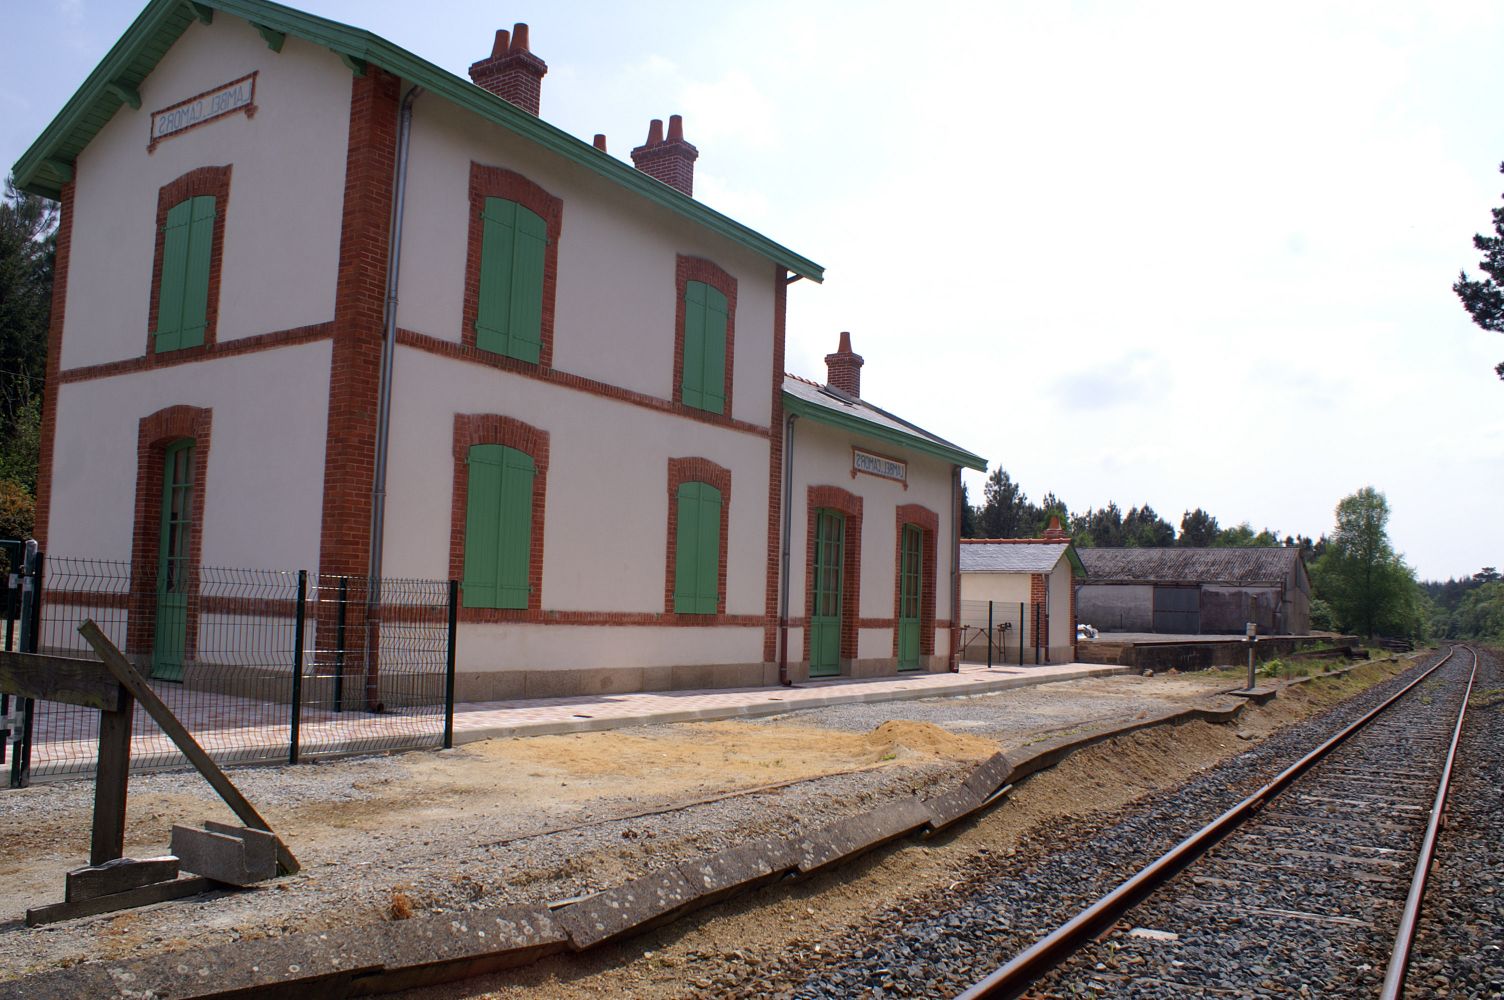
[963,751,1015,800]
[791,798,931,877]
[676,843,784,905]
[922,784,988,834]
[65,856,179,903]
[203,821,277,879]
[357,905,567,994]
[170,824,277,887]
[555,867,698,950]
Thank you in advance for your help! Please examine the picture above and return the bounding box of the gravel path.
[1405,646,1504,999]
[758,652,1449,998]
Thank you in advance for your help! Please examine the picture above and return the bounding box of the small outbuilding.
[1075,547,1310,636]
[959,521,1084,664]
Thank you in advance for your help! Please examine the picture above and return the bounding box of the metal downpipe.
[777,413,797,686]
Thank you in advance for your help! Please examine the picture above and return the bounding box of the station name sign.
[150,73,257,151]
[852,448,906,484]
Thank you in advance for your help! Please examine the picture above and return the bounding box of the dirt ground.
[0,657,1414,993]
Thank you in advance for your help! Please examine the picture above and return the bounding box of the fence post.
[443,580,458,750]
[289,570,307,766]
[333,577,347,713]
[986,600,994,669]
[1018,601,1025,667]
[10,542,41,788]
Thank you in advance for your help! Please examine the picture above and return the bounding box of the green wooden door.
[897,524,922,670]
[810,508,844,677]
[152,440,194,681]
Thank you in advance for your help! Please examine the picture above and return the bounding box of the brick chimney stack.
[469,23,548,116]
[631,115,699,196]
[1042,515,1069,541]
[824,331,864,397]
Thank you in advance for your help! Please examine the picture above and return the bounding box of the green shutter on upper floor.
[154,195,214,353]
[673,481,722,614]
[476,197,545,364]
[462,443,535,610]
[681,281,727,415]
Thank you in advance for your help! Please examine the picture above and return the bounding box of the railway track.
[960,645,1481,999]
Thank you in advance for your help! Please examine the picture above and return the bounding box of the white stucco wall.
[785,417,958,662]
[378,346,774,671]
[392,97,779,428]
[960,572,1034,605]
[47,342,332,568]
[61,17,349,369]
[1048,561,1074,654]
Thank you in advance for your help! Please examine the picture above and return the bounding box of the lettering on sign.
[852,448,907,485]
[149,73,257,151]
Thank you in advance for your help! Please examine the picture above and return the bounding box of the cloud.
[1051,353,1169,412]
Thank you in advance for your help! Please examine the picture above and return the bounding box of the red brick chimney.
[824,331,864,397]
[1042,515,1069,541]
[631,115,699,196]
[469,23,548,116]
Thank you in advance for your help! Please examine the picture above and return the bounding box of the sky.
[4,0,1503,581]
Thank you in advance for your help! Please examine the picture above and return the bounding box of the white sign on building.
[150,73,257,150]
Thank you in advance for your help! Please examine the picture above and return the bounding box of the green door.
[810,508,844,677]
[898,524,922,670]
[152,440,194,681]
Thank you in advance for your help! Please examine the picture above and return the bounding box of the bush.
[1310,599,1336,632]
[0,478,33,541]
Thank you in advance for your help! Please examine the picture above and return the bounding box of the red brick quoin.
[449,414,551,620]
[1031,571,1049,662]
[803,485,863,666]
[664,457,732,616]
[127,405,212,660]
[892,504,938,659]
[672,255,737,418]
[462,162,563,367]
[146,164,231,355]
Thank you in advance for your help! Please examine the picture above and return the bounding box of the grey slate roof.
[960,542,1073,574]
[782,375,986,470]
[1076,547,1302,586]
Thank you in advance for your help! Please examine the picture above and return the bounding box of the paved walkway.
[450,661,1131,743]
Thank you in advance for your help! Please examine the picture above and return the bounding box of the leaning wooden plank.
[78,620,300,876]
[0,651,126,710]
[27,876,213,927]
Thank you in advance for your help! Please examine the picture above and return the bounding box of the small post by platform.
[1245,621,1259,690]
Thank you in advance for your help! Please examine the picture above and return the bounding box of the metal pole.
[289,570,307,765]
[443,580,458,749]
[11,541,40,788]
[1246,622,1258,691]
[987,600,994,669]
[1018,602,1025,667]
[333,577,348,712]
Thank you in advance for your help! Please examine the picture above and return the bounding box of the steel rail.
[1379,645,1478,1000]
[956,646,1462,1000]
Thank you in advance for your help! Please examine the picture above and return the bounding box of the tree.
[1123,503,1174,547]
[1075,503,1125,548]
[1311,487,1424,638]
[1454,161,1504,379]
[977,467,1032,539]
[1178,508,1220,547]
[960,481,978,537]
[0,177,55,437]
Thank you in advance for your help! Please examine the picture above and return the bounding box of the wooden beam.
[185,1,213,24]
[335,50,367,76]
[254,23,285,52]
[27,876,213,927]
[0,652,125,711]
[105,81,141,109]
[78,621,300,876]
[91,699,135,865]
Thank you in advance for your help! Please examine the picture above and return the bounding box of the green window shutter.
[178,196,215,349]
[154,199,193,351]
[462,443,535,610]
[673,481,722,614]
[681,281,727,415]
[476,197,545,364]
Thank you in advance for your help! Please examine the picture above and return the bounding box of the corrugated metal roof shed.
[960,541,1074,574]
[1076,547,1302,586]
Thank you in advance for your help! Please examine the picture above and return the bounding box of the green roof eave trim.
[783,392,986,471]
[12,0,824,282]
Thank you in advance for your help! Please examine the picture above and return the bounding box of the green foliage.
[1310,487,1427,638]
[960,481,978,537]
[1309,598,1337,632]
[1453,160,1504,379]
[977,467,1038,539]
[0,478,33,541]
[1179,508,1220,547]
[0,177,54,429]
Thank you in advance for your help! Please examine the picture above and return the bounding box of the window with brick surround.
[674,256,737,416]
[673,482,722,613]
[475,197,546,363]
[149,165,230,354]
[461,443,535,609]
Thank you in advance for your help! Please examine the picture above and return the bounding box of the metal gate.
[1152,585,1200,634]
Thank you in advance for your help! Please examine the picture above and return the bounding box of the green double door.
[809,509,844,677]
[152,440,194,681]
[897,524,922,671]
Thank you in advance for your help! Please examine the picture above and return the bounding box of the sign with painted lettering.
[852,448,907,484]
[150,73,257,151]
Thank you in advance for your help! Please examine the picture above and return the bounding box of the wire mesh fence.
[956,599,1047,666]
[3,552,456,783]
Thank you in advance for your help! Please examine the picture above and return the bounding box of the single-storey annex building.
[14,0,985,700]
[1075,547,1311,636]
[958,519,1083,664]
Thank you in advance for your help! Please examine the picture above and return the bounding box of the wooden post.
[90,693,135,865]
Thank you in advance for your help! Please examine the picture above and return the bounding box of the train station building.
[14,0,985,699]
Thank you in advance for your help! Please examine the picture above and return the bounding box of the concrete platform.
[451,661,1131,744]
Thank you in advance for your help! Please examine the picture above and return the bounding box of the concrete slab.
[357,905,568,994]
[963,751,1015,800]
[555,867,698,950]
[790,797,931,876]
[922,784,988,834]
[677,843,785,905]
